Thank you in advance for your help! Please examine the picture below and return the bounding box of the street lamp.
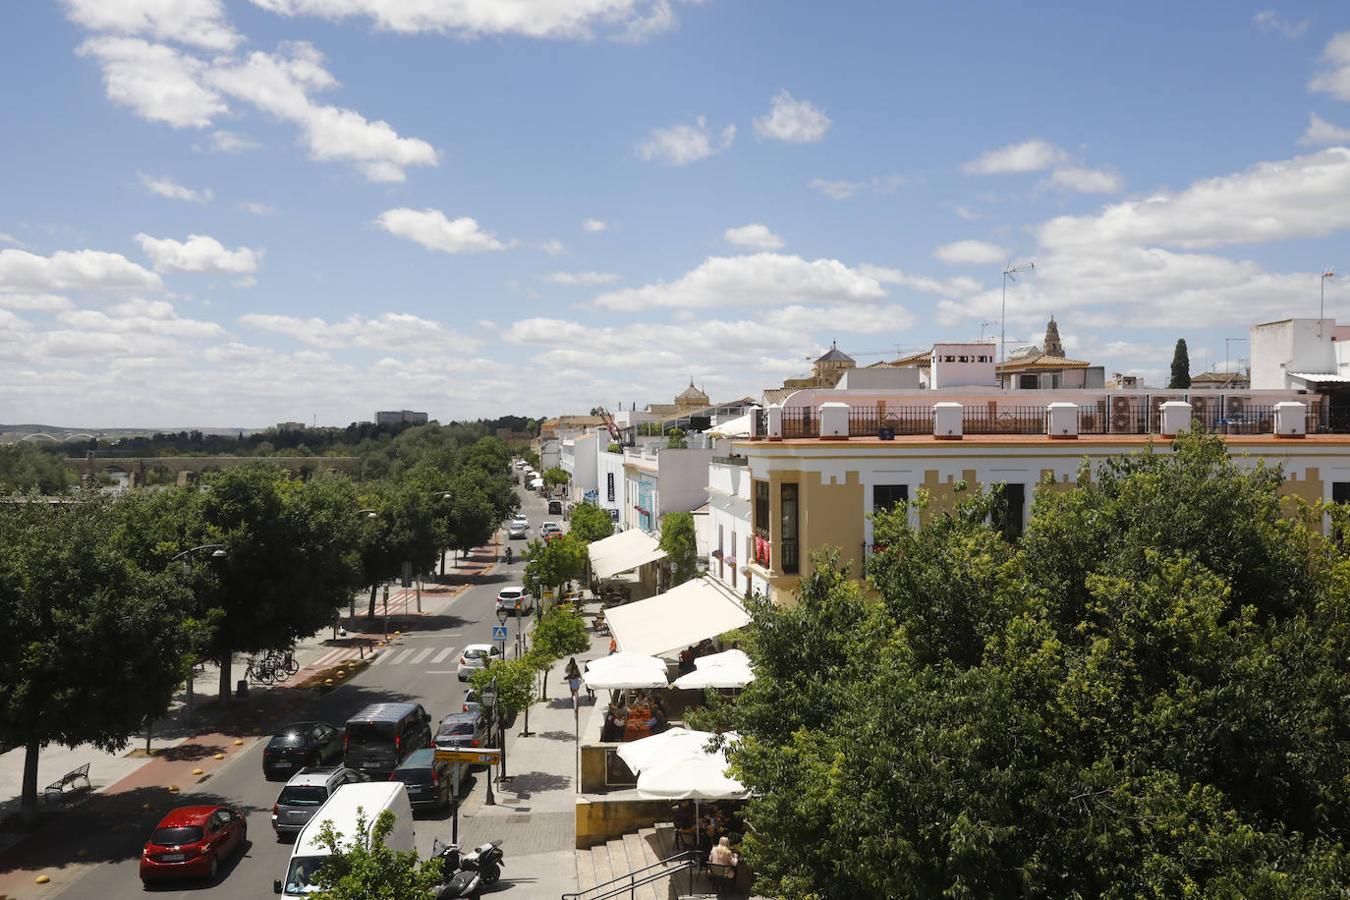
[1000,260,1035,382]
[1321,268,1336,336]
[168,544,227,721]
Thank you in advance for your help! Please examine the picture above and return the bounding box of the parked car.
[390,747,459,811]
[271,766,369,838]
[140,805,246,885]
[460,683,497,716]
[434,712,490,763]
[541,521,563,536]
[342,702,433,777]
[278,783,413,897]
[263,722,343,780]
[456,643,503,682]
[495,586,532,616]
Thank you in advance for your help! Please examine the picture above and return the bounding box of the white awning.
[708,413,750,438]
[1289,372,1350,383]
[672,649,755,690]
[589,529,668,581]
[606,578,751,658]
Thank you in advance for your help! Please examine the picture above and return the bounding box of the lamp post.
[484,675,497,807]
[169,544,226,722]
[354,508,379,619]
[1000,260,1035,383]
[1322,269,1336,337]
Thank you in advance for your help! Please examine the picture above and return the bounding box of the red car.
[140,805,247,884]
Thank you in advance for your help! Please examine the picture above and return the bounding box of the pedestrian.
[565,657,581,681]
[608,636,618,655]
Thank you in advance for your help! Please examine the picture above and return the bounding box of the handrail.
[562,849,700,900]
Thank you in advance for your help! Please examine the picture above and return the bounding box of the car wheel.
[206,852,218,882]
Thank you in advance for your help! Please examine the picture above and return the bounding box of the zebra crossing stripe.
[430,647,455,664]
[390,648,416,665]
[309,649,340,669]
[409,648,434,665]
[369,648,390,665]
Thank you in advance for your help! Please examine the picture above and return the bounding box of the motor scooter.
[433,837,505,887]
[431,838,483,898]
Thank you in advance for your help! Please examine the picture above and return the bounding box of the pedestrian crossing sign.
[491,625,509,641]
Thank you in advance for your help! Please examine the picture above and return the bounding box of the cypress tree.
[1169,339,1191,389]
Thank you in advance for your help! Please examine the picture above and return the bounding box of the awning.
[708,413,750,438]
[1289,372,1350,383]
[605,578,751,658]
[589,529,668,581]
[672,649,755,690]
[583,653,669,690]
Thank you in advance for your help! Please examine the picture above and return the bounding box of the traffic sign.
[435,748,501,766]
[491,625,509,641]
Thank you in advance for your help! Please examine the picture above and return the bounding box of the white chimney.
[934,402,963,440]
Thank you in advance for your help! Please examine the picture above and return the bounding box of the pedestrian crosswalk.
[306,644,463,670]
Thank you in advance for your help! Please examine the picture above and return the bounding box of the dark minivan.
[342,702,432,778]
[390,747,459,811]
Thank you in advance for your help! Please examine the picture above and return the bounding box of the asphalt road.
[57,484,560,900]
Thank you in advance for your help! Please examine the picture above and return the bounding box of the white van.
[274,781,414,895]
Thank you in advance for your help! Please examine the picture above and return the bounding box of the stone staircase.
[574,822,710,899]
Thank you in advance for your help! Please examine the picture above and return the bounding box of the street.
[50,485,560,900]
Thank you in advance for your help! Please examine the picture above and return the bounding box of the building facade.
[375,410,429,426]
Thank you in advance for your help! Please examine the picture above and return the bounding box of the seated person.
[708,836,739,893]
[678,645,696,673]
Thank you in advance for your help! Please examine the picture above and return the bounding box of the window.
[1333,483,1350,542]
[994,483,1026,542]
[873,483,908,513]
[781,483,799,574]
[754,481,770,533]
[717,524,724,580]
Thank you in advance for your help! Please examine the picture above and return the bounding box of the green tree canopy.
[719,434,1350,898]
[569,501,614,544]
[665,428,687,449]
[0,444,76,495]
[530,606,590,698]
[659,511,699,586]
[310,808,443,899]
[1169,337,1192,388]
[542,466,570,488]
[0,494,202,822]
[523,534,587,605]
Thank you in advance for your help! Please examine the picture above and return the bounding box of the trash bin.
[236,679,248,699]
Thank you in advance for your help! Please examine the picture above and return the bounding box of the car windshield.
[284,855,326,895]
[439,721,476,737]
[394,767,435,785]
[151,826,202,846]
[278,785,329,806]
[346,723,394,745]
[464,648,487,659]
[500,591,522,600]
[269,732,306,748]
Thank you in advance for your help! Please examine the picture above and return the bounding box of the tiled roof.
[997,353,1090,371]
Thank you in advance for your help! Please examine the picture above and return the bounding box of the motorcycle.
[431,838,482,898]
[503,547,513,564]
[431,838,505,893]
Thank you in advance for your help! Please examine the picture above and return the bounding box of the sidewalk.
[450,612,610,897]
[0,544,500,878]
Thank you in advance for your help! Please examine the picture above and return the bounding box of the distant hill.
[0,424,260,444]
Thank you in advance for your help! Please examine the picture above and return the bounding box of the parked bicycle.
[245,656,276,685]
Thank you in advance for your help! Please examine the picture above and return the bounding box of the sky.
[5,1,1350,427]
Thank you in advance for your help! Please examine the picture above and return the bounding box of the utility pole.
[1322,269,1336,337]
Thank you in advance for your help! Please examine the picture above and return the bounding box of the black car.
[262,722,342,780]
[390,748,457,811]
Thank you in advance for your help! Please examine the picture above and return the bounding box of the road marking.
[431,647,455,664]
[426,670,458,674]
[409,648,434,665]
[390,648,416,665]
[369,650,390,666]
[310,649,340,668]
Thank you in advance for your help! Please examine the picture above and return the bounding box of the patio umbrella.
[582,652,668,690]
[636,754,746,801]
[672,649,755,690]
[617,727,718,775]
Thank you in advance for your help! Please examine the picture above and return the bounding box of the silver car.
[270,766,368,837]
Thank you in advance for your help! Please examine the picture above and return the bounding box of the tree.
[470,655,538,770]
[530,606,590,699]
[309,808,444,899]
[659,511,699,586]
[1169,337,1191,388]
[665,428,687,449]
[521,448,541,469]
[523,534,587,609]
[569,501,614,544]
[542,466,570,489]
[717,434,1350,898]
[0,444,76,494]
[0,495,202,823]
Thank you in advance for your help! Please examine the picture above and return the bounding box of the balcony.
[752,528,771,568]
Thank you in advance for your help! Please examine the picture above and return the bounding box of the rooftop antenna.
[1001,258,1035,382]
[1321,268,1336,337]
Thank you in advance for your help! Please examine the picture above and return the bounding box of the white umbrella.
[672,649,755,690]
[617,727,716,775]
[636,754,746,801]
[583,653,668,690]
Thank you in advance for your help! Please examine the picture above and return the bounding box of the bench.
[44,763,91,802]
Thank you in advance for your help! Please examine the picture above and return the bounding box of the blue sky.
[4,1,1350,427]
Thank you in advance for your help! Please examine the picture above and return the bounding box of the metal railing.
[963,406,1047,435]
[561,850,700,900]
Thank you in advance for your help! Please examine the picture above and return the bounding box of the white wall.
[568,432,599,501]
[1250,319,1337,388]
[653,448,715,515]
[595,443,626,521]
[930,342,997,389]
[708,458,758,598]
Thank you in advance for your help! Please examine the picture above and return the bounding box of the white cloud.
[809,178,860,200]
[582,218,607,233]
[753,90,831,143]
[637,116,735,166]
[77,37,226,129]
[934,240,1008,266]
[135,233,261,274]
[58,298,225,338]
[0,293,74,312]
[0,233,22,247]
[762,304,915,333]
[590,253,893,311]
[544,271,621,286]
[211,130,261,152]
[63,0,241,50]
[953,205,979,221]
[540,239,566,256]
[242,201,276,215]
[239,311,481,352]
[724,224,784,251]
[1310,33,1350,101]
[139,172,213,202]
[1300,112,1350,146]
[0,248,163,293]
[246,0,684,41]
[962,138,1067,175]
[1047,165,1123,194]
[1253,10,1308,40]
[857,264,982,298]
[374,208,509,254]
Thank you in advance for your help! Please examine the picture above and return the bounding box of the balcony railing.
[752,528,771,568]
[771,396,1331,438]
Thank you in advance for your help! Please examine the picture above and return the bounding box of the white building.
[707,455,770,600]
[622,443,717,533]
[928,342,997,389]
[561,431,600,504]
